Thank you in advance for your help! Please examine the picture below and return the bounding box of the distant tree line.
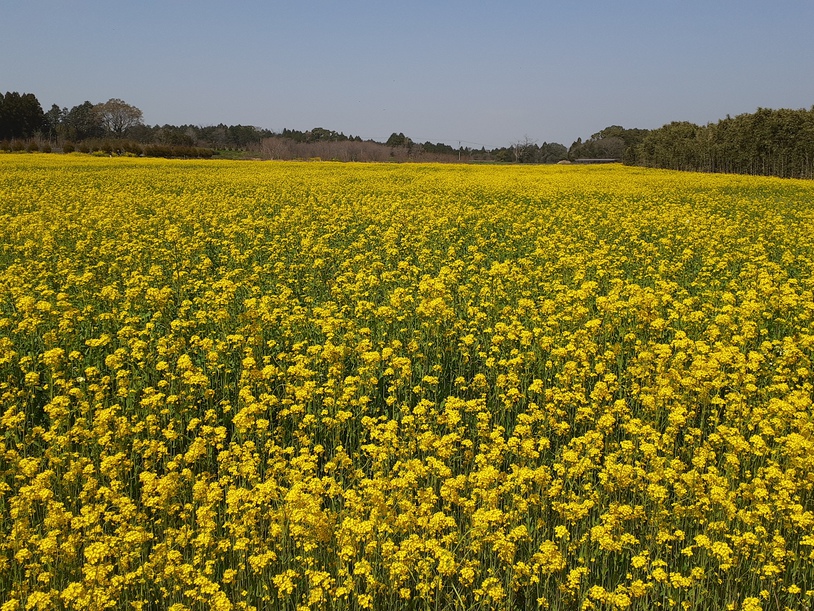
[491,137,568,163]
[261,130,486,162]
[568,126,650,164]
[0,92,267,158]
[566,109,814,179]
[260,135,489,163]
[632,108,814,178]
[279,127,361,143]
[0,89,567,163]
[4,90,814,176]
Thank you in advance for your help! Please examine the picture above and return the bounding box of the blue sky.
[3,1,813,148]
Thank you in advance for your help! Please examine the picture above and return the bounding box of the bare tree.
[94,98,143,137]
[512,135,537,163]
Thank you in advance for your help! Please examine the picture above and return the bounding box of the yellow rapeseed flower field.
[1,154,813,610]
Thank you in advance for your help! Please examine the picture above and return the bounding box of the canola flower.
[1,154,814,610]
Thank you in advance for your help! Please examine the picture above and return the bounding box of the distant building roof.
[571,158,620,164]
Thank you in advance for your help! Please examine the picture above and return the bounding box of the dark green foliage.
[570,126,650,163]
[64,101,105,141]
[633,107,814,178]
[0,91,46,140]
[280,127,354,143]
[141,143,214,159]
[492,141,568,164]
[156,125,196,146]
[43,104,64,140]
[420,141,456,155]
[385,132,412,147]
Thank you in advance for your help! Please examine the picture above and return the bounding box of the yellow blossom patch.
[1,155,814,609]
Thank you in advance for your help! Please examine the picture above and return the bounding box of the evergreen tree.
[0,91,45,139]
[64,101,105,141]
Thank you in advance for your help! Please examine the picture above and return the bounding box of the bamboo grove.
[1,156,814,610]
[632,107,814,179]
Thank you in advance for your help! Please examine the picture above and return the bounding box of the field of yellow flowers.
[1,154,813,610]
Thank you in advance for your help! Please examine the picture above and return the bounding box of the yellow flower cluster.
[1,155,814,610]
